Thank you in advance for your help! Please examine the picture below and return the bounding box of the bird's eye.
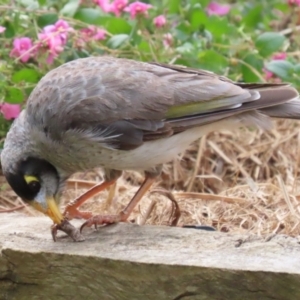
[24,175,41,194]
[28,181,41,193]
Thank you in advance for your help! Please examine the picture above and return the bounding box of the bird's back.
[2,56,300,173]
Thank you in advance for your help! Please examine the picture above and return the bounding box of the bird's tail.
[226,84,300,130]
[236,84,300,116]
[169,84,300,132]
[234,83,299,118]
[259,99,300,119]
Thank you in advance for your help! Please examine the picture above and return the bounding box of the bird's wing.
[25,56,299,150]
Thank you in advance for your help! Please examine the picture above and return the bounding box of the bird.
[1,56,300,237]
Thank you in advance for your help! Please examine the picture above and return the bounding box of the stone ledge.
[0,212,300,300]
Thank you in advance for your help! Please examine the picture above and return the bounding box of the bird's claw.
[51,219,85,242]
[80,214,122,232]
[51,223,59,242]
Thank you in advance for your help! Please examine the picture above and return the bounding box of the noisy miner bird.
[1,56,300,237]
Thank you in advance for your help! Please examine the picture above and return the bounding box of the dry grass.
[1,119,300,237]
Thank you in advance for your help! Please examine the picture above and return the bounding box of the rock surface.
[0,212,300,300]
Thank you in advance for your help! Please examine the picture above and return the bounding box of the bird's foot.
[80,213,125,232]
[51,219,85,242]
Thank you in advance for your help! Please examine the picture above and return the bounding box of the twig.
[139,200,156,226]
[279,25,300,35]
[187,136,206,192]
[0,204,27,213]
[174,192,248,204]
[150,189,181,226]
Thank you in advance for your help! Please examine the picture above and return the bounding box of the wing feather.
[25,56,299,151]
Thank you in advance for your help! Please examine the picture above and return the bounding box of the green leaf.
[3,21,15,38]
[138,40,150,52]
[66,49,90,61]
[74,49,90,58]
[295,64,300,74]
[176,42,195,54]
[37,13,58,27]
[274,2,290,13]
[60,0,80,17]
[13,11,21,32]
[0,73,6,83]
[265,60,294,79]
[204,17,236,40]
[12,69,40,84]
[107,34,129,49]
[190,10,207,31]
[255,32,286,57]
[168,0,181,14]
[174,58,195,68]
[5,87,24,104]
[190,0,209,7]
[242,5,263,29]
[241,54,264,82]
[106,18,132,34]
[38,0,46,6]
[174,26,192,41]
[74,8,102,25]
[197,50,228,73]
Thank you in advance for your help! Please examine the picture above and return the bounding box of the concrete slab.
[0,213,300,300]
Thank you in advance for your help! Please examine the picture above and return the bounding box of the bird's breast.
[34,121,233,174]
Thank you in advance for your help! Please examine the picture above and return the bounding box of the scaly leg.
[63,179,117,220]
[62,169,122,220]
[80,168,161,232]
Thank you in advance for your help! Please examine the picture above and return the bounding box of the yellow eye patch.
[24,175,39,184]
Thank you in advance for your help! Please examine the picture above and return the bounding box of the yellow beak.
[31,197,64,224]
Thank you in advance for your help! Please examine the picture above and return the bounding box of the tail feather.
[244,85,299,111]
[260,99,300,119]
[169,85,300,132]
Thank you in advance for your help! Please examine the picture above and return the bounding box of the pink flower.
[93,28,106,40]
[37,19,72,64]
[80,26,106,42]
[10,37,33,62]
[263,69,274,80]
[206,2,230,16]
[53,19,72,43]
[110,0,128,16]
[95,0,112,12]
[39,19,72,46]
[124,1,152,19]
[288,0,300,6]
[0,26,6,33]
[38,31,63,64]
[0,103,21,120]
[272,52,287,60]
[153,15,166,28]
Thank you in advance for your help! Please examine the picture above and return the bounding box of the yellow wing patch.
[165,99,226,119]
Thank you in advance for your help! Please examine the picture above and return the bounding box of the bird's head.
[2,156,64,224]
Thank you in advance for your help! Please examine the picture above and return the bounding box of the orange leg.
[63,179,117,220]
[80,176,156,232]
